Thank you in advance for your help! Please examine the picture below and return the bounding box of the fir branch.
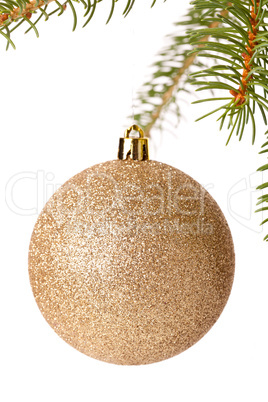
[135,0,268,144]
[256,130,268,241]
[189,0,268,144]
[0,0,160,48]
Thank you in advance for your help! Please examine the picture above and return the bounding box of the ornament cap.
[118,125,150,161]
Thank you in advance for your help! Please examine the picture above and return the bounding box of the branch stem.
[230,0,260,105]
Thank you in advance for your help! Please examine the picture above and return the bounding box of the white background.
[1,0,268,401]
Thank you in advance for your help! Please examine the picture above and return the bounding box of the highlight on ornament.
[28,125,235,365]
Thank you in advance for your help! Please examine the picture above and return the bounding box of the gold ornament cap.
[118,125,150,161]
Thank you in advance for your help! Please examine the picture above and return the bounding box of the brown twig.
[230,0,260,105]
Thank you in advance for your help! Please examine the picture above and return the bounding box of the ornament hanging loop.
[118,125,150,161]
[124,125,144,139]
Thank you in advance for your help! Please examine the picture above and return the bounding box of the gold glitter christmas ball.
[29,158,235,365]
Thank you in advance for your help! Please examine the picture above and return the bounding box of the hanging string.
[131,20,135,123]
